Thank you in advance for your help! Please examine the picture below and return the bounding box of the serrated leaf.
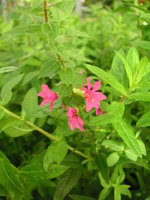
[39,59,61,78]
[54,168,81,200]
[43,139,68,171]
[113,119,142,158]
[86,64,127,96]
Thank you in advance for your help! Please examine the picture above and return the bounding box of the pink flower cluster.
[38,78,106,132]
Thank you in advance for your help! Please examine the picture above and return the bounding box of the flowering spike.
[38,84,58,111]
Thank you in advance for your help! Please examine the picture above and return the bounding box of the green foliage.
[0,0,150,199]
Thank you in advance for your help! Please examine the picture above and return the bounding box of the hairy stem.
[44,0,48,23]
[0,106,92,160]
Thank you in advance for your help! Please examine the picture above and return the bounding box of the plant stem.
[44,0,48,23]
[56,54,65,69]
[0,106,92,160]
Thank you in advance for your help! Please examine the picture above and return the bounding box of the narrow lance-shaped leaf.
[113,119,142,158]
[115,51,133,87]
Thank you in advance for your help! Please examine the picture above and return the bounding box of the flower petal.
[93,80,101,91]
[40,99,50,106]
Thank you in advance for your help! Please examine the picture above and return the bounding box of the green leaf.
[137,112,150,127]
[125,149,138,161]
[54,168,81,200]
[98,188,111,200]
[56,0,75,18]
[43,139,68,171]
[4,123,32,138]
[126,92,150,104]
[102,140,124,152]
[22,88,38,122]
[20,152,69,182]
[1,74,24,104]
[111,50,128,89]
[114,185,131,200]
[115,51,133,87]
[0,109,4,120]
[89,102,125,126]
[140,13,150,23]
[39,59,61,78]
[107,152,119,167]
[0,151,31,199]
[86,64,127,96]
[132,39,150,50]
[113,119,142,158]
[59,68,74,86]
[127,47,139,71]
[95,153,109,185]
[134,57,149,84]
[69,194,96,200]
[111,165,125,184]
[0,66,18,74]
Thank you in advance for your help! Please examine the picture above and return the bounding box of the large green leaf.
[69,194,96,200]
[43,139,68,171]
[86,64,127,96]
[56,0,75,18]
[113,119,143,158]
[20,152,69,182]
[54,168,81,200]
[0,151,31,199]
[132,39,150,50]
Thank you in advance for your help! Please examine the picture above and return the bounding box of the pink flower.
[67,107,84,132]
[38,84,58,111]
[81,78,106,112]
[96,108,105,116]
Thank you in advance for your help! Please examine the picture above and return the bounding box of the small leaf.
[107,152,119,167]
[43,139,68,171]
[98,188,111,200]
[86,64,127,96]
[126,92,150,104]
[54,168,81,200]
[132,39,150,50]
[56,0,75,18]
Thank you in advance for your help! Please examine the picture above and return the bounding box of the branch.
[0,106,92,160]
